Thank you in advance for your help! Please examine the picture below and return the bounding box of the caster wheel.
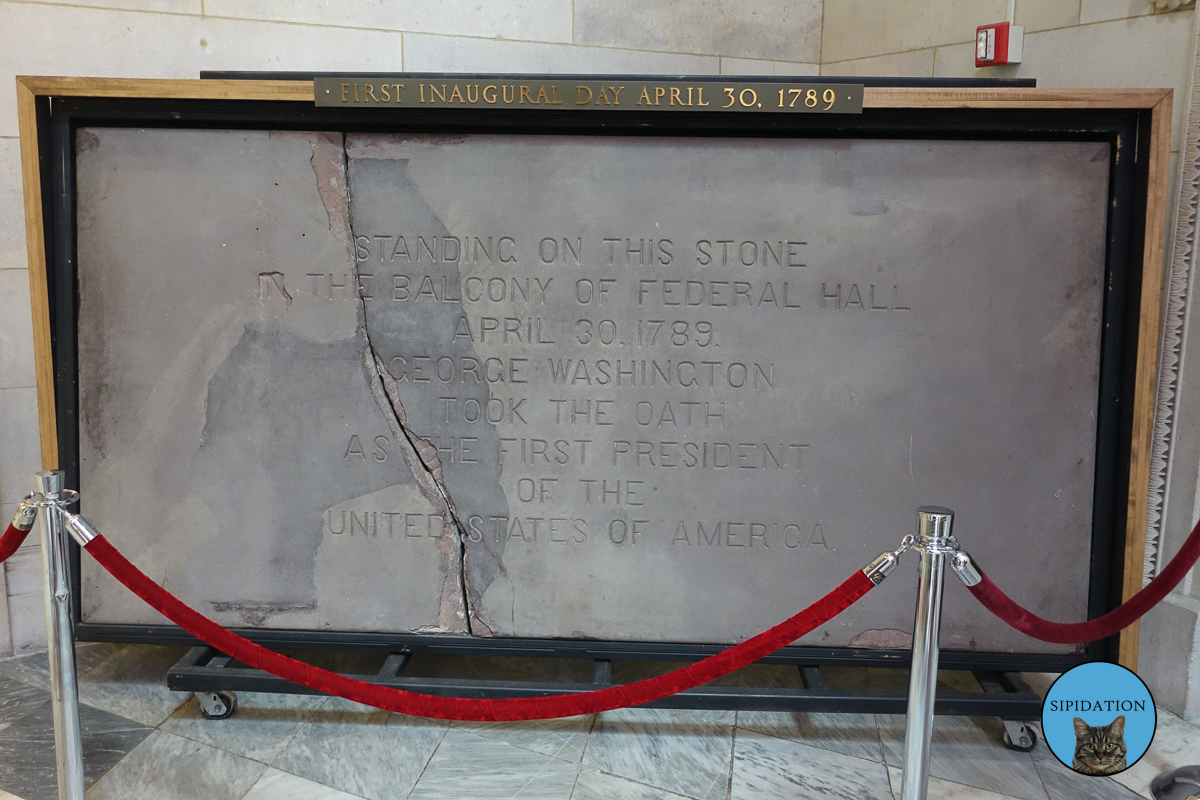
[196,691,237,720]
[1003,723,1038,751]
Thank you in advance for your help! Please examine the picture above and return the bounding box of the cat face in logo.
[1072,715,1127,776]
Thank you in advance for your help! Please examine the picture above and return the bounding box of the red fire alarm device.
[975,21,1023,67]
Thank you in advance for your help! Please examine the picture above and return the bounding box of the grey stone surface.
[75,128,464,634]
[452,714,594,762]
[731,730,892,800]
[0,641,125,690]
[735,708,883,762]
[583,708,734,800]
[0,674,151,800]
[270,698,447,800]
[571,769,694,800]
[77,128,1110,654]
[160,690,327,763]
[878,713,1047,800]
[410,729,581,800]
[72,644,190,727]
[343,133,1107,651]
[85,730,268,800]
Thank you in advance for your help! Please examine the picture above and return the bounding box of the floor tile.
[410,729,580,800]
[1029,741,1144,800]
[730,729,892,800]
[75,645,190,727]
[161,691,326,763]
[583,708,733,800]
[570,769,693,800]
[1112,707,1200,799]
[877,714,1047,800]
[271,698,447,800]
[84,730,267,800]
[452,714,594,763]
[240,768,368,800]
[887,765,1025,799]
[0,673,44,715]
[0,643,127,690]
[736,709,883,762]
[0,675,151,800]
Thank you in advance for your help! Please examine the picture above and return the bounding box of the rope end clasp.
[950,551,982,587]
[11,492,40,532]
[863,535,915,585]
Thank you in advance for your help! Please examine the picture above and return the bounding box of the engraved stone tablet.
[76,127,1109,654]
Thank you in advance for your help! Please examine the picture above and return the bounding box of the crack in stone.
[329,133,475,636]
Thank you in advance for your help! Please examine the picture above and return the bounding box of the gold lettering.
[380,83,391,102]
[429,84,447,103]
[419,83,426,102]
[483,85,498,103]
[352,83,360,102]
[577,85,594,105]
[595,87,611,105]
[611,86,625,103]
[637,86,652,105]
[449,84,465,103]
[697,87,710,106]
[364,83,378,103]
[340,83,350,102]
[392,83,403,102]
[536,85,550,104]
[519,85,533,104]
[466,84,479,103]
[503,85,515,103]
[687,87,694,106]
[654,86,666,105]
[550,85,563,104]
[669,87,683,106]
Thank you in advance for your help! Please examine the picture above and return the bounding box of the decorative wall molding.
[1147,10,1200,583]
[1156,0,1196,12]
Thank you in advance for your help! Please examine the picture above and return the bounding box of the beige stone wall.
[1,3,1198,723]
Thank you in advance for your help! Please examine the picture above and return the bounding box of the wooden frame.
[16,76,1173,671]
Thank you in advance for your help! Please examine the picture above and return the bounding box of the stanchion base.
[165,646,1045,718]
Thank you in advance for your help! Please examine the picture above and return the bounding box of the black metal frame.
[166,645,1045,718]
[31,76,1152,713]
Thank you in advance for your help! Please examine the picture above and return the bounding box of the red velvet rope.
[84,534,875,721]
[965,516,1200,644]
[0,523,30,565]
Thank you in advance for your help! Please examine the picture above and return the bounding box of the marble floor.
[0,644,1195,800]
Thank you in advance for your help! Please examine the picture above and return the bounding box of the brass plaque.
[314,76,864,113]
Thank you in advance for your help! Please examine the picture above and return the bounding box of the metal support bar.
[798,666,826,690]
[164,650,1043,716]
[34,469,85,800]
[379,654,411,679]
[901,506,956,800]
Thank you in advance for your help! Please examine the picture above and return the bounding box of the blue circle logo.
[1042,662,1155,776]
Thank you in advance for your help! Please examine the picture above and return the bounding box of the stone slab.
[76,128,1110,654]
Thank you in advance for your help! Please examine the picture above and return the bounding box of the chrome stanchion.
[900,506,957,800]
[32,469,85,800]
